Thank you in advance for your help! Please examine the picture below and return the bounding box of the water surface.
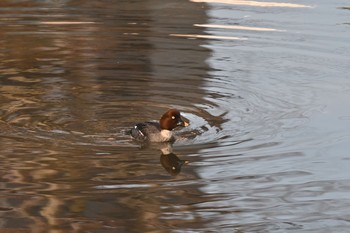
[1,0,350,232]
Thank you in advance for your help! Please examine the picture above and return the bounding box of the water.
[0,0,350,232]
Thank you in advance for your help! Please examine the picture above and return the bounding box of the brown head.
[159,109,189,130]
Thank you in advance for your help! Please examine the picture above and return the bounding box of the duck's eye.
[171,116,175,120]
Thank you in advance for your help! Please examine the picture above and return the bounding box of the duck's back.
[130,122,160,141]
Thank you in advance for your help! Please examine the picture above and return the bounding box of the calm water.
[0,0,350,232]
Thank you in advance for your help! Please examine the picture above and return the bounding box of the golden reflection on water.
[40,21,96,25]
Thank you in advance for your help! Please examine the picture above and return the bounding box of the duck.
[130,109,189,142]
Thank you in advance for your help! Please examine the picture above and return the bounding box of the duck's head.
[160,109,189,130]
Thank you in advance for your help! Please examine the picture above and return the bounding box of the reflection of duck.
[130,109,189,142]
[160,153,189,176]
[160,144,189,176]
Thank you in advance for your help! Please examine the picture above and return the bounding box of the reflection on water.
[191,0,312,8]
[1,0,350,232]
[170,33,245,40]
[195,23,285,31]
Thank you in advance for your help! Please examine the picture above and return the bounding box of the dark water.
[1,0,350,232]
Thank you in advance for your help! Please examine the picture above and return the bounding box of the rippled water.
[1,0,350,232]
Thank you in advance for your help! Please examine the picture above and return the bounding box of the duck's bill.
[177,119,189,127]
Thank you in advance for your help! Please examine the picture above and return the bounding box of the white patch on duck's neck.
[160,129,173,141]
